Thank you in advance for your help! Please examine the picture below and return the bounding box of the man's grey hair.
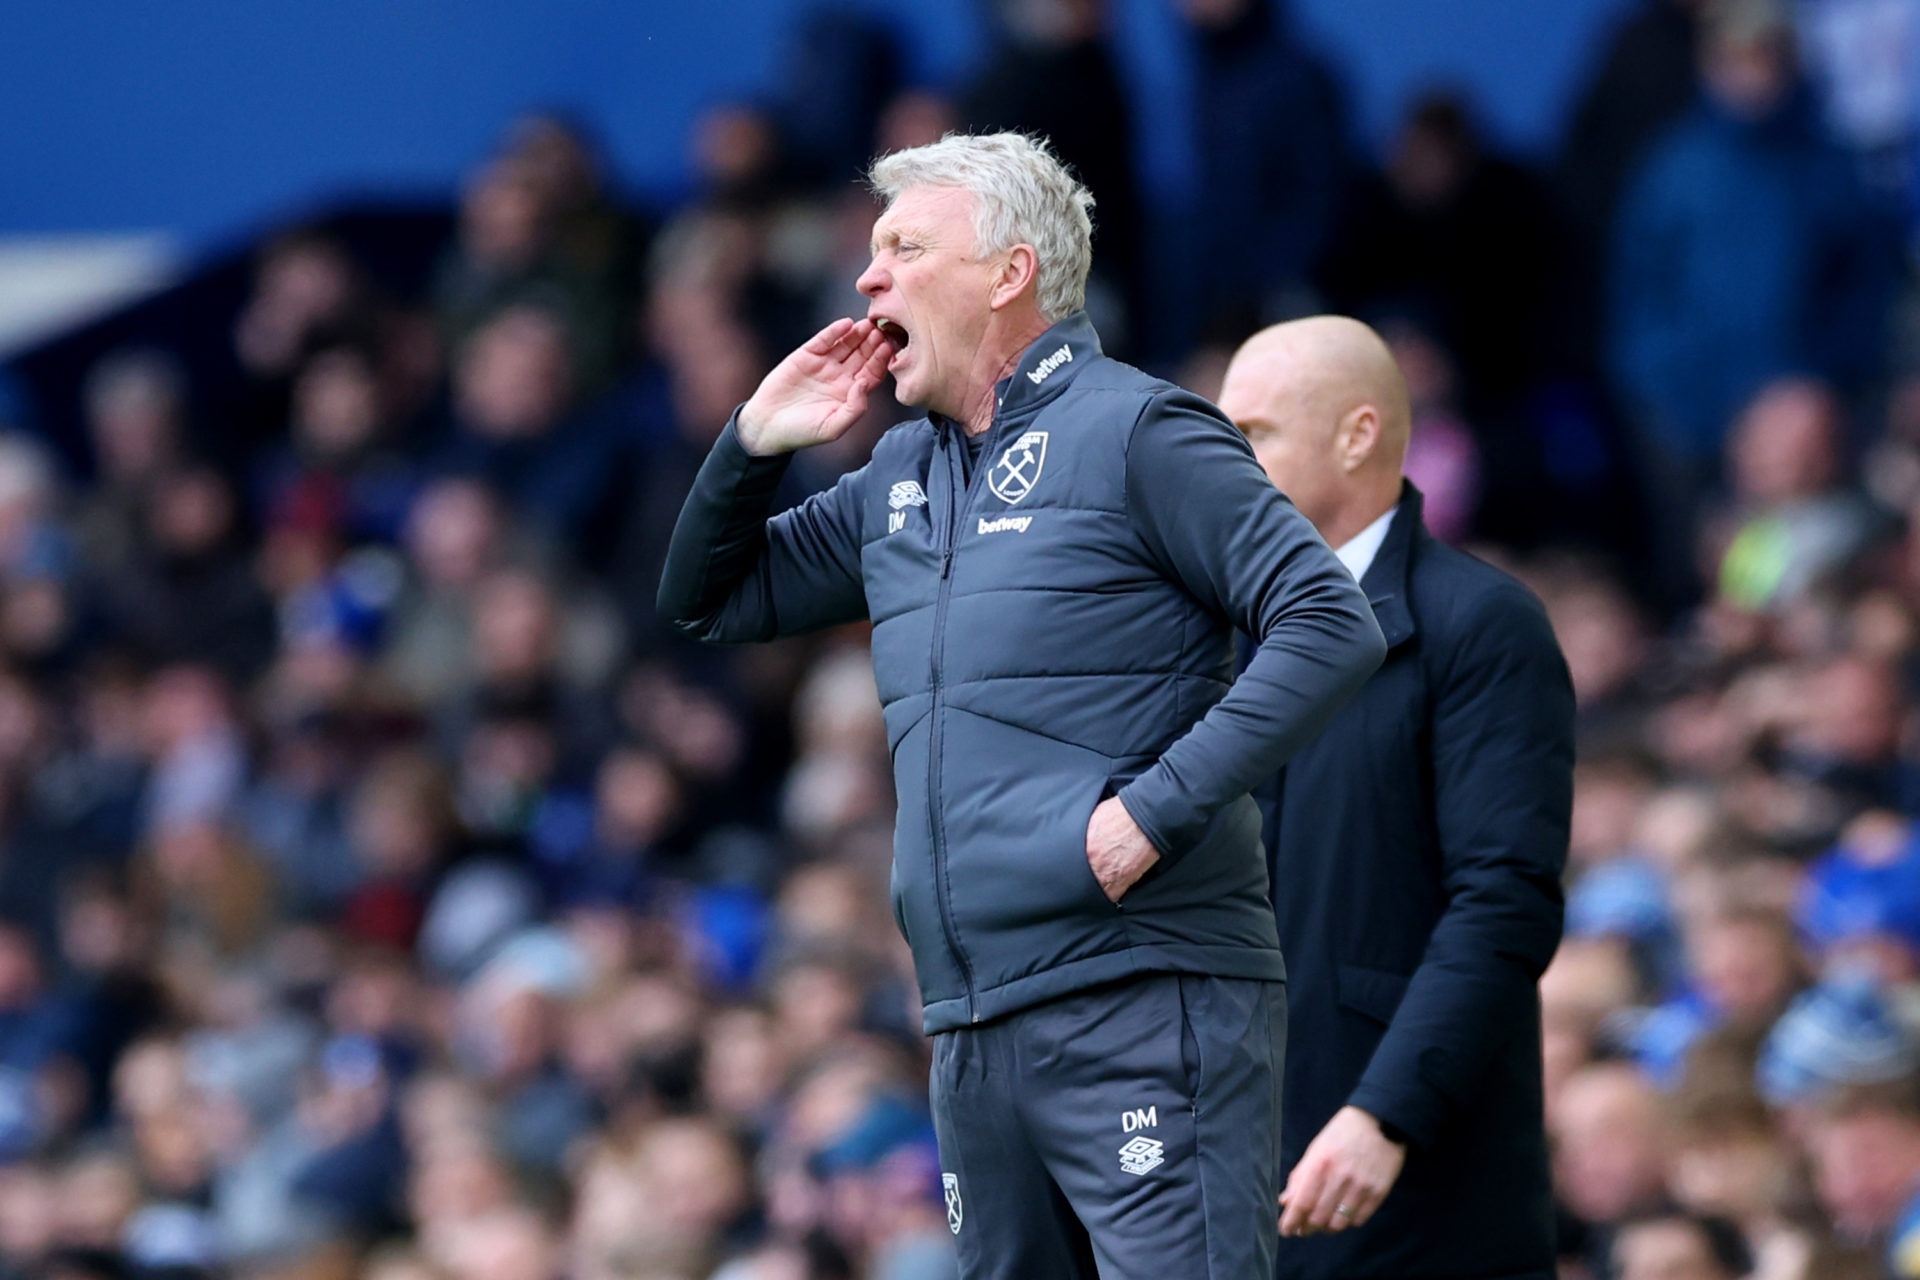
[868,132,1095,323]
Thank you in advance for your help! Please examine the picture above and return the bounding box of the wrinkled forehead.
[869,184,979,254]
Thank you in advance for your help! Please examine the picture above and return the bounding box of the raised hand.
[737,318,894,456]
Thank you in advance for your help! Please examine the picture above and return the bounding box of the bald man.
[1218,318,1574,1280]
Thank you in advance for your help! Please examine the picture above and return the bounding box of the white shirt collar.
[1334,505,1397,584]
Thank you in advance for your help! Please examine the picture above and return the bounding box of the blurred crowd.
[0,0,1919,1277]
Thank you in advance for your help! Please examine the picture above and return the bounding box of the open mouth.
[874,318,910,350]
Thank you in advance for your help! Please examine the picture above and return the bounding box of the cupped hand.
[737,318,894,456]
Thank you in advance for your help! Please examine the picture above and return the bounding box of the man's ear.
[1338,404,1381,474]
[989,244,1039,311]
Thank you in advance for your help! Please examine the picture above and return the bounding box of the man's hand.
[1086,796,1160,902]
[1279,1106,1406,1237]
[737,318,894,456]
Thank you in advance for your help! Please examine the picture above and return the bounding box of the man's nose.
[856,259,886,298]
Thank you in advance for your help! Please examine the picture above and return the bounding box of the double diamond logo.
[889,480,927,510]
[1118,1135,1165,1177]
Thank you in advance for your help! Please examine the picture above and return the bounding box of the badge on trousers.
[943,1172,963,1234]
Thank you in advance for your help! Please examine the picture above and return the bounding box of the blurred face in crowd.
[1002,0,1104,45]
[406,479,502,592]
[703,1007,786,1124]
[1729,378,1840,505]
[1690,913,1800,1026]
[56,1152,141,1249]
[693,103,779,198]
[593,747,679,849]
[772,958,866,1063]
[1177,0,1251,29]
[1810,1102,1920,1236]
[293,347,384,459]
[149,468,237,559]
[462,160,549,271]
[858,185,1020,421]
[1612,1218,1737,1280]
[1570,758,1656,867]
[637,1117,751,1242]
[440,1206,560,1280]
[140,665,232,754]
[1673,1131,1788,1231]
[1796,656,1905,765]
[662,306,765,433]
[362,1250,447,1280]
[1668,1099,1792,1225]
[408,1137,515,1232]
[260,238,355,326]
[795,645,886,758]
[350,753,450,879]
[876,91,958,156]
[472,570,559,683]
[1387,101,1474,211]
[1545,578,1647,708]
[505,114,601,212]
[1703,24,1794,120]
[455,307,574,439]
[1553,1063,1668,1224]
[85,355,182,484]
[0,1164,56,1265]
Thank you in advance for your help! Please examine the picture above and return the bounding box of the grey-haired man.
[660,132,1385,1278]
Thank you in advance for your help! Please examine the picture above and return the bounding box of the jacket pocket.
[1336,964,1411,1026]
[1074,774,1125,911]
[936,709,1130,985]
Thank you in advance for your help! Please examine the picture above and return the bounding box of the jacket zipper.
[926,401,1013,1024]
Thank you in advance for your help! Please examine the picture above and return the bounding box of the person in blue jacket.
[1607,0,1898,599]
[659,132,1385,1279]
[1217,316,1574,1279]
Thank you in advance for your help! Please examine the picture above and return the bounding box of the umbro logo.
[1118,1135,1164,1176]
[888,481,927,510]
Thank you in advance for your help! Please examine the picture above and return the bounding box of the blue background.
[0,0,1625,249]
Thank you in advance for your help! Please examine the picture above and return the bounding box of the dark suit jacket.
[1261,484,1573,1280]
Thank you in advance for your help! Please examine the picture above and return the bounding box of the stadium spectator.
[76,349,188,571]
[1553,1062,1672,1269]
[1179,0,1348,335]
[1611,1211,1754,1280]
[1317,91,1577,414]
[1608,0,1898,558]
[1559,0,1706,244]
[433,304,626,551]
[959,0,1142,348]
[1710,377,1884,614]
[1807,1078,1920,1264]
[254,339,421,550]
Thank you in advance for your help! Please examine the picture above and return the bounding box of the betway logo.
[1026,343,1073,385]
[978,515,1032,534]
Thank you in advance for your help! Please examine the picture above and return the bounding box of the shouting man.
[658,135,1384,1278]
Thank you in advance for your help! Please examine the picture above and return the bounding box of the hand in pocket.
[1085,795,1161,902]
